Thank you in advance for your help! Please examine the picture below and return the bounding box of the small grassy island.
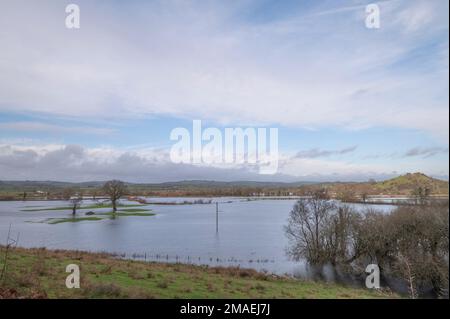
[21,203,145,212]
[22,203,155,224]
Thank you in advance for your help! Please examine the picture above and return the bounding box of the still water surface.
[0,197,395,279]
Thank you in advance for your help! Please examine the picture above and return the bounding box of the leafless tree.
[62,188,74,200]
[103,180,127,213]
[396,253,418,299]
[285,196,449,297]
[70,194,83,216]
[361,192,368,203]
[0,224,19,283]
[411,186,431,205]
[285,189,338,264]
[63,188,82,215]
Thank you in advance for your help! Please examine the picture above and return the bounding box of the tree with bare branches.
[70,194,83,216]
[284,189,339,265]
[103,180,127,214]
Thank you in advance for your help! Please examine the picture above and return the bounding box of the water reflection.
[0,197,396,280]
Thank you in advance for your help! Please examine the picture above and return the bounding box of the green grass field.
[0,247,396,299]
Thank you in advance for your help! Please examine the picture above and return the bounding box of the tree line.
[285,189,449,298]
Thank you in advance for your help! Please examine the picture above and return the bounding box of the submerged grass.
[117,208,152,213]
[0,246,397,299]
[21,203,145,212]
[37,211,155,224]
[46,217,104,224]
[97,211,155,217]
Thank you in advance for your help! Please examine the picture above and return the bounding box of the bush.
[286,198,449,298]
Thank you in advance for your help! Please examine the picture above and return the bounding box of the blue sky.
[0,0,448,182]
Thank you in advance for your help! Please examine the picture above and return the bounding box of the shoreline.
[1,195,448,206]
[0,246,396,299]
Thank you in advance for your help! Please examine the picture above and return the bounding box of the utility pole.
[216,202,219,233]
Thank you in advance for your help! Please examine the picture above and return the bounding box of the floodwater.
[0,197,396,280]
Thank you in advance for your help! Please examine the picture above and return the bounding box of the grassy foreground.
[0,246,395,299]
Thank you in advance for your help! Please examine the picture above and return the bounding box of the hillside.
[315,173,448,200]
[0,172,448,199]
[374,172,449,195]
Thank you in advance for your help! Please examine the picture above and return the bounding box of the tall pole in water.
[216,202,219,233]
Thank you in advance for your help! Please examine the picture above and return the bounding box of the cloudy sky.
[0,0,448,182]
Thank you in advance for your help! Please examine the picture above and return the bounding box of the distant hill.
[137,180,315,189]
[373,172,449,195]
[0,179,314,190]
[320,172,448,199]
[0,173,448,199]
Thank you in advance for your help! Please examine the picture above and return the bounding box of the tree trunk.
[112,200,117,213]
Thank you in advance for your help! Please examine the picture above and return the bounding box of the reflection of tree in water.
[285,190,449,298]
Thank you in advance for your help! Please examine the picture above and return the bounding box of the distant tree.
[337,189,357,203]
[70,194,83,216]
[411,186,430,205]
[311,188,330,200]
[62,188,74,200]
[103,180,127,213]
[361,192,368,203]
[62,188,82,215]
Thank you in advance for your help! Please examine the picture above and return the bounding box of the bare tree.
[286,190,449,297]
[361,192,368,203]
[62,188,82,215]
[70,194,83,216]
[284,189,338,264]
[62,188,74,200]
[411,186,430,205]
[336,188,357,203]
[103,180,127,213]
[396,253,418,299]
[0,224,19,283]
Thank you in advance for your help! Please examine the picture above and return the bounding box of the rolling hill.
[0,172,448,199]
[374,172,449,195]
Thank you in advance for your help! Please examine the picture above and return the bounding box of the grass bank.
[0,246,396,299]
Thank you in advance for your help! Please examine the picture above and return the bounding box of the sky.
[0,0,448,182]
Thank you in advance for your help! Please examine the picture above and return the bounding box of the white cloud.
[294,146,358,159]
[395,0,436,32]
[0,0,447,143]
[403,146,449,158]
[1,143,446,182]
[0,121,116,135]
